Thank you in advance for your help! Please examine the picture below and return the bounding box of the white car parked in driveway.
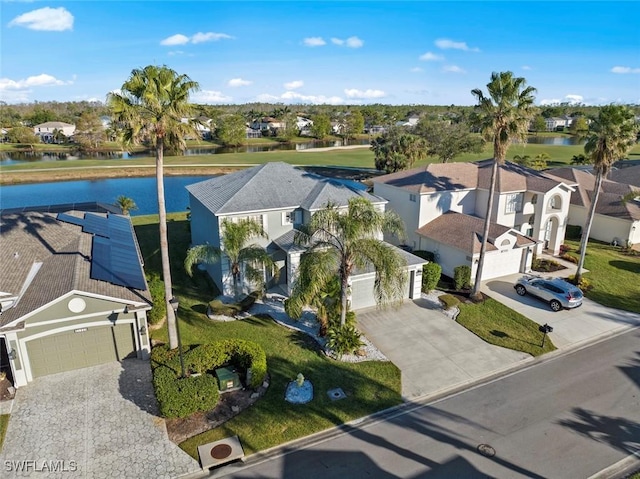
[514,276,583,312]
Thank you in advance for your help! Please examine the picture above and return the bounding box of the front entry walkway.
[0,360,200,478]
[357,297,529,400]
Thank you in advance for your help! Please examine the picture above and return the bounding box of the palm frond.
[184,244,221,276]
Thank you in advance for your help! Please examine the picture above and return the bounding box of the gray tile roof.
[187,162,385,215]
[416,211,536,255]
[609,164,640,188]
[0,211,151,327]
[546,167,640,221]
[271,229,306,253]
[373,160,564,194]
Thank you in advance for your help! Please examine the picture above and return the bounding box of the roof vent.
[13,252,19,259]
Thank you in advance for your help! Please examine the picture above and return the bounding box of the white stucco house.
[186,162,426,310]
[547,167,640,246]
[33,121,76,143]
[372,160,576,282]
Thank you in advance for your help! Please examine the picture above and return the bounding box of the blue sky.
[1,1,639,106]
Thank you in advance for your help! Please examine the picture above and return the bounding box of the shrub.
[208,299,241,316]
[153,366,219,418]
[559,244,573,254]
[422,263,442,293]
[326,324,363,358]
[453,265,471,290]
[565,225,582,240]
[439,294,461,310]
[560,252,578,264]
[146,273,166,325]
[412,250,436,262]
[150,343,190,374]
[566,275,592,292]
[239,290,261,311]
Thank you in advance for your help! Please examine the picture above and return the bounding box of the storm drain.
[327,388,347,401]
[477,444,496,457]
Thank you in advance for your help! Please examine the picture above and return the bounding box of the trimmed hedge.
[146,273,166,325]
[453,265,471,290]
[208,290,262,317]
[413,250,436,262]
[439,294,461,310]
[151,339,267,418]
[422,262,442,293]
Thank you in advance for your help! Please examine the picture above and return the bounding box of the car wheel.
[550,300,562,312]
[515,285,526,296]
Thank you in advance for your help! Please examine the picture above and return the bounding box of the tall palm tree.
[289,198,407,327]
[108,65,200,350]
[469,71,537,299]
[575,105,638,282]
[184,218,277,299]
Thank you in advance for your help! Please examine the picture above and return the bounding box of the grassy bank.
[132,213,402,458]
[3,140,639,185]
[0,414,9,452]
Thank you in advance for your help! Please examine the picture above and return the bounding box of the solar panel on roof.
[56,213,85,227]
[88,214,147,290]
[83,212,109,237]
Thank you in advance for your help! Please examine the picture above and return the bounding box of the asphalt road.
[214,329,640,479]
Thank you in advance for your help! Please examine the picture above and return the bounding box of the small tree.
[453,265,471,290]
[115,195,138,215]
[415,119,485,163]
[74,111,107,150]
[215,114,246,146]
[311,114,332,139]
[422,263,442,293]
[7,126,38,144]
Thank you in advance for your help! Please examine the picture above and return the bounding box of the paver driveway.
[0,360,200,479]
[357,297,530,399]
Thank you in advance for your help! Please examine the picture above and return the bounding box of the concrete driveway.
[0,360,200,479]
[482,275,640,349]
[357,297,529,399]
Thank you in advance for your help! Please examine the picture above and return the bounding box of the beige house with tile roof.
[546,167,640,246]
[372,160,575,282]
[0,204,152,388]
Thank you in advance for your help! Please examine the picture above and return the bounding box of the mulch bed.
[0,376,16,402]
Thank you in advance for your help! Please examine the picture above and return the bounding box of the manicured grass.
[564,239,640,314]
[0,414,9,452]
[132,214,402,458]
[457,298,556,356]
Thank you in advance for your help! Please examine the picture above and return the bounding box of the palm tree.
[469,71,537,299]
[574,105,638,282]
[289,198,407,327]
[184,218,277,299]
[108,65,200,350]
[115,195,138,215]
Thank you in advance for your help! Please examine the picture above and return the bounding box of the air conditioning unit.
[198,435,245,469]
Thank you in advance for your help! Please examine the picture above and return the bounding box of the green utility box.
[215,367,241,392]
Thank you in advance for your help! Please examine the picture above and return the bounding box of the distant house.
[186,162,426,309]
[395,115,421,128]
[0,203,152,388]
[296,116,314,136]
[544,116,573,131]
[33,121,76,143]
[245,126,262,139]
[372,161,576,282]
[250,117,286,134]
[366,125,387,135]
[546,167,640,246]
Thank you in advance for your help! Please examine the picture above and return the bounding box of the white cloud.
[611,66,640,74]
[167,50,185,56]
[284,80,304,90]
[419,51,444,61]
[161,32,233,46]
[522,65,532,70]
[281,91,343,104]
[255,93,281,102]
[344,88,386,99]
[330,36,364,48]
[410,67,423,73]
[228,78,252,87]
[442,65,466,74]
[435,38,479,52]
[540,94,584,106]
[192,90,232,103]
[161,34,189,46]
[192,32,233,43]
[0,73,71,91]
[564,94,584,104]
[9,7,73,31]
[303,37,326,47]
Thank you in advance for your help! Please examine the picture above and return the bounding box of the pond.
[524,136,586,146]
[0,176,212,215]
[0,138,371,165]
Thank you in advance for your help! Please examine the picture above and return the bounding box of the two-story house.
[186,162,426,310]
[372,160,575,282]
[33,121,76,143]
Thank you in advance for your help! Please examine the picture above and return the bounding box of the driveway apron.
[0,360,200,479]
[357,298,529,400]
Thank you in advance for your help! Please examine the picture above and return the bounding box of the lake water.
[0,176,212,215]
[0,172,368,215]
[0,138,371,165]
[523,136,586,146]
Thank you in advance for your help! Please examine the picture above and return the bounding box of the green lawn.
[0,414,9,452]
[564,239,640,314]
[457,298,556,356]
[132,214,402,458]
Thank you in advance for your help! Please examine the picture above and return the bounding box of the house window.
[548,195,562,211]
[282,210,300,225]
[409,194,417,202]
[235,214,263,227]
[531,194,538,205]
[505,193,524,214]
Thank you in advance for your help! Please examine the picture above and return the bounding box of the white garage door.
[481,249,524,281]
[351,276,377,310]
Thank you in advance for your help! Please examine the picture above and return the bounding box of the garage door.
[351,276,377,310]
[26,324,135,378]
[481,249,524,281]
